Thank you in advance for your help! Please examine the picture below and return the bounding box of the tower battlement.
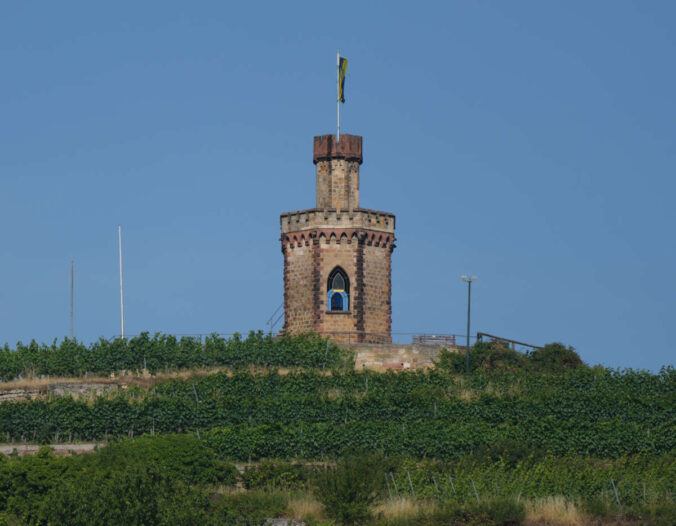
[280,208,395,235]
[313,134,363,164]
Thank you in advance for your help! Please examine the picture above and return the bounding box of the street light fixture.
[461,275,477,375]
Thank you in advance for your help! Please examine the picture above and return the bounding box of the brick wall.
[282,230,394,343]
[281,133,395,343]
[317,233,358,337]
[315,159,360,210]
[314,134,362,211]
[362,243,393,338]
[282,240,315,333]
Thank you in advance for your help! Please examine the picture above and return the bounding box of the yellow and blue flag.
[338,56,348,103]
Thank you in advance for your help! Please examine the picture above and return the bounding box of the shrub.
[242,461,308,490]
[471,438,545,467]
[101,435,238,485]
[528,343,583,372]
[36,461,208,525]
[211,490,287,525]
[431,498,526,525]
[438,340,584,375]
[437,341,527,374]
[313,455,384,525]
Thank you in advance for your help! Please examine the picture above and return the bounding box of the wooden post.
[407,470,415,496]
[610,479,621,506]
[471,479,480,503]
[390,472,399,497]
[448,475,456,494]
[432,474,439,496]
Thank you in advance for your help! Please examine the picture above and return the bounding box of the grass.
[524,496,587,525]
[287,494,325,521]
[373,497,432,521]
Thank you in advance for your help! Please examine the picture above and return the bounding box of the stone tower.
[280,134,395,343]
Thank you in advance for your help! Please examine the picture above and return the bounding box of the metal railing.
[266,304,284,335]
[476,332,542,351]
[412,334,457,346]
[322,331,468,346]
[108,330,472,347]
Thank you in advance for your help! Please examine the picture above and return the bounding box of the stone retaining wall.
[0,382,119,402]
[348,343,459,371]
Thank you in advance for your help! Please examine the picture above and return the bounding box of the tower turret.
[314,134,362,210]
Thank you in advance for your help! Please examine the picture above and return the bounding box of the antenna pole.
[118,225,125,339]
[70,259,74,340]
[337,51,340,143]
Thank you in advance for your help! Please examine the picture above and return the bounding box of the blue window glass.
[327,267,350,312]
[331,292,343,311]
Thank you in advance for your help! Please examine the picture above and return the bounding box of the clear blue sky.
[1,1,674,371]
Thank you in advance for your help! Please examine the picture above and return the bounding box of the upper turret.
[313,134,362,211]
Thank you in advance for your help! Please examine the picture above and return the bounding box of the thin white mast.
[70,259,74,340]
[118,225,125,339]
[337,51,340,143]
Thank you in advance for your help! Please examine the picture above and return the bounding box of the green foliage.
[0,440,673,524]
[242,460,309,490]
[211,490,287,525]
[35,461,208,526]
[313,455,384,525]
[434,498,525,526]
[100,434,238,485]
[582,495,611,518]
[471,439,545,468]
[529,342,583,372]
[1,367,673,458]
[437,340,584,374]
[0,444,211,525]
[0,435,240,525]
[0,331,354,380]
[379,454,676,507]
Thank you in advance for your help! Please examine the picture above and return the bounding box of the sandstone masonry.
[280,134,396,343]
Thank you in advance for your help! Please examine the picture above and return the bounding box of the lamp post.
[461,275,477,375]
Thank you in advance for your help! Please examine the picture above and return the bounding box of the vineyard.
[0,332,353,380]
[0,335,674,524]
[0,368,673,460]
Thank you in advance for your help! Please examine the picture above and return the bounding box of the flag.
[338,56,348,103]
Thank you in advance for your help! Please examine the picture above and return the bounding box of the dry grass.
[211,485,247,495]
[0,375,118,391]
[0,364,339,395]
[373,497,434,521]
[448,376,478,402]
[524,496,588,525]
[508,381,524,397]
[458,387,478,402]
[322,388,344,400]
[0,366,238,393]
[484,382,504,397]
[286,494,324,520]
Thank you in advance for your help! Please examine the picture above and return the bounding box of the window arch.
[327,267,349,312]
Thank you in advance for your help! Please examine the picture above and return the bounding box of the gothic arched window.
[327,267,349,312]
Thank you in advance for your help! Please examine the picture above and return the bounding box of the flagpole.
[118,224,125,339]
[70,259,74,340]
[336,51,340,143]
